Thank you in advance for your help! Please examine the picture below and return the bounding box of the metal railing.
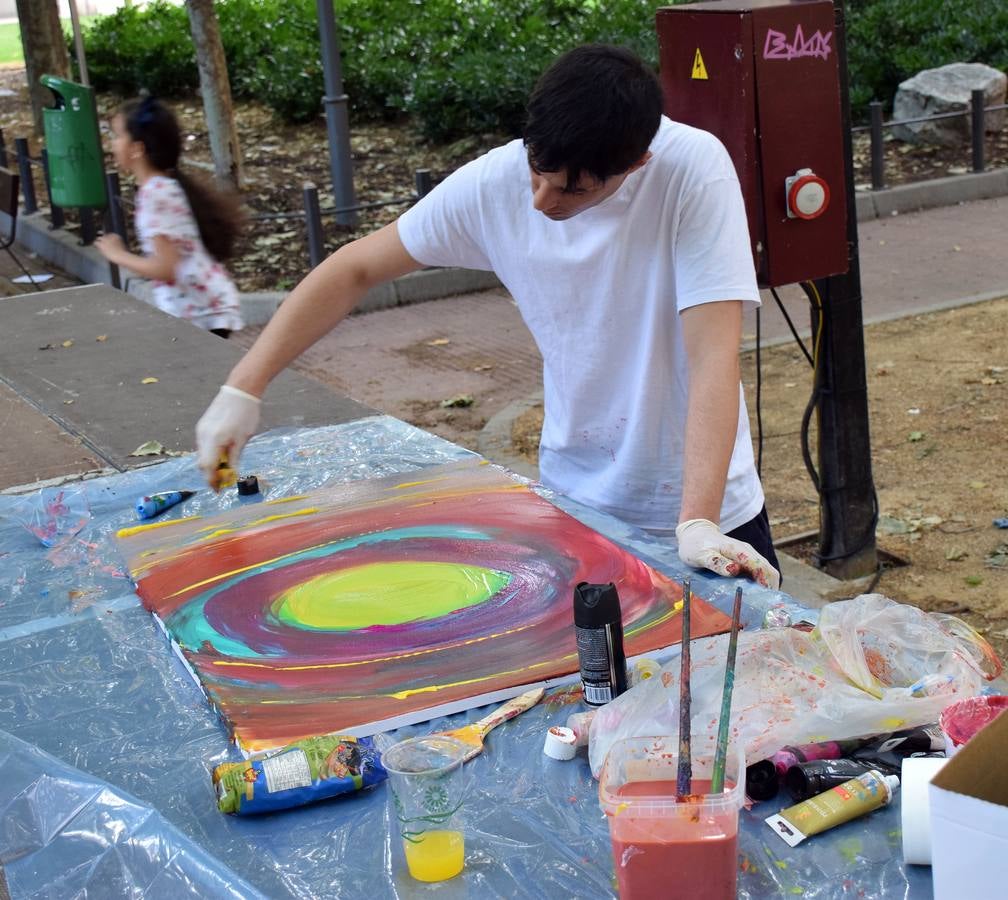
[853,89,1007,190]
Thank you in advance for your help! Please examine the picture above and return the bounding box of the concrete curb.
[853,168,1008,220]
[14,212,502,325]
[13,167,1007,324]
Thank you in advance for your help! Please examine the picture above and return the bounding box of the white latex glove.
[676,518,781,590]
[195,385,261,489]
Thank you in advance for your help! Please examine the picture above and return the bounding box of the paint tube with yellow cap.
[213,733,386,815]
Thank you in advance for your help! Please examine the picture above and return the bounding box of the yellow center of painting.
[274,561,510,630]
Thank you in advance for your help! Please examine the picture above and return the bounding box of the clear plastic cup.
[598,736,745,900]
[382,735,469,883]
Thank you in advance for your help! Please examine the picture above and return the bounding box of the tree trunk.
[16,0,70,136]
[186,0,242,190]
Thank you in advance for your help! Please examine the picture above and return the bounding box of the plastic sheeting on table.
[0,416,932,899]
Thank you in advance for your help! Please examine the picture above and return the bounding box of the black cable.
[770,286,814,367]
[755,306,763,477]
[800,385,821,492]
[813,487,881,564]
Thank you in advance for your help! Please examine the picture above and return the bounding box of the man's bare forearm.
[227,222,422,397]
[678,300,744,525]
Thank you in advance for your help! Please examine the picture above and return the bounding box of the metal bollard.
[40,149,65,229]
[302,182,325,268]
[79,207,97,245]
[103,171,126,289]
[14,138,37,214]
[869,101,885,190]
[971,89,985,173]
[0,128,7,169]
[415,168,433,199]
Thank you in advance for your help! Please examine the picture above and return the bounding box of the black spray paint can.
[573,581,628,706]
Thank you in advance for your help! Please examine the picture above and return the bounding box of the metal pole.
[303,182,325,268]
[415,168,433,199]
[66,0,90,86]
[15,138,37,213]
[104,171,126,288]
[971,89,985,173]
[0,128,7,169]
[79,206,96,245]
[40,149,65,229]
[813,0,878,579]
[868,100,885,190]
[315,0,357,227]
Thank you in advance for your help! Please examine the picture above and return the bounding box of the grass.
[0,18,99,67]
[0,23,22,66]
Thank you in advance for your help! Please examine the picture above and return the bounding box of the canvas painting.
[118,459,732,753]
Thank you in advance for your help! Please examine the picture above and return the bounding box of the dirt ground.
[509,298,1008,663]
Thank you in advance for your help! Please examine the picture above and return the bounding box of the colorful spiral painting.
[118,459,731,753]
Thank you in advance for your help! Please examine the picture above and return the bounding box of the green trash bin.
[40,75,107,209]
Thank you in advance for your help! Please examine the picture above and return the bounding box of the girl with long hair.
[96,96,244,337]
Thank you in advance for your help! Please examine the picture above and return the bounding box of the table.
[0,418,933,899]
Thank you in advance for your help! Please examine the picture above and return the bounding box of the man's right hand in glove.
[195,385,261,491]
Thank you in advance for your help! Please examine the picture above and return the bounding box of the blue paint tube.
[135,490,195,520]
[213,734,387,815]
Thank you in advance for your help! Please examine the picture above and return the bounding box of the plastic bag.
[589,594,1002,777]
[6,484,91,547]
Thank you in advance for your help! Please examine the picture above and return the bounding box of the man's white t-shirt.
[397,116,764,533]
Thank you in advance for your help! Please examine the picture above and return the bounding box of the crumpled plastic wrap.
[0,417,965,898]
[0,728,265,899]
[589,593,1002,777]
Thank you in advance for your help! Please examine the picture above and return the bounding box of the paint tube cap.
[883,773,900,796]
[543,726,578,760]
[237,475,260,496]
[900,756,947,865]
[745,758,780,801]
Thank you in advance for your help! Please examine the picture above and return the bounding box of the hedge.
[79,0,1008,137]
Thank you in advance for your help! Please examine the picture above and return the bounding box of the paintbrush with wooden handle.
[433,687,546,762]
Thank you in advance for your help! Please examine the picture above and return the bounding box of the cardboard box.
[929,704,1008,899]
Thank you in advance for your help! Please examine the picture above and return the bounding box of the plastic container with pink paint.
[938,694,1008,756]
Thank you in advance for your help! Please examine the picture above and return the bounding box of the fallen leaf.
[964,575,983,586]
[945,548,968,561]
[877,515,912,535]
[129,440,165,457]
[980,377,1001,385]
[440,394,473,408]
[96,335,107,342]
[61,339,73,348]
[473,364,494,372]
[426,338,450,346]
[969,481,987,490]
[63,399,74,405]
[908,431,924,442]
[986,544,1008,569]
[141,377,159,385]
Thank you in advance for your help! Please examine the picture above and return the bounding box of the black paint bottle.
[573,581,628,706]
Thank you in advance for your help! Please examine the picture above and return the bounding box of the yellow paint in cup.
[403,829,465,882]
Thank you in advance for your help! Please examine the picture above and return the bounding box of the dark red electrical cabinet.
[657,0,849,287]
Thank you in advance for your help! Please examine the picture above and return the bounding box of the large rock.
[892,62,1007,146]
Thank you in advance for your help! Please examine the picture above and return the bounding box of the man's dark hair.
[523,44,663,191]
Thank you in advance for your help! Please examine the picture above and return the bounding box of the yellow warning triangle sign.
[691,48,709,80]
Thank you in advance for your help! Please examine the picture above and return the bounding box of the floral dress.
[135,175,243,332]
